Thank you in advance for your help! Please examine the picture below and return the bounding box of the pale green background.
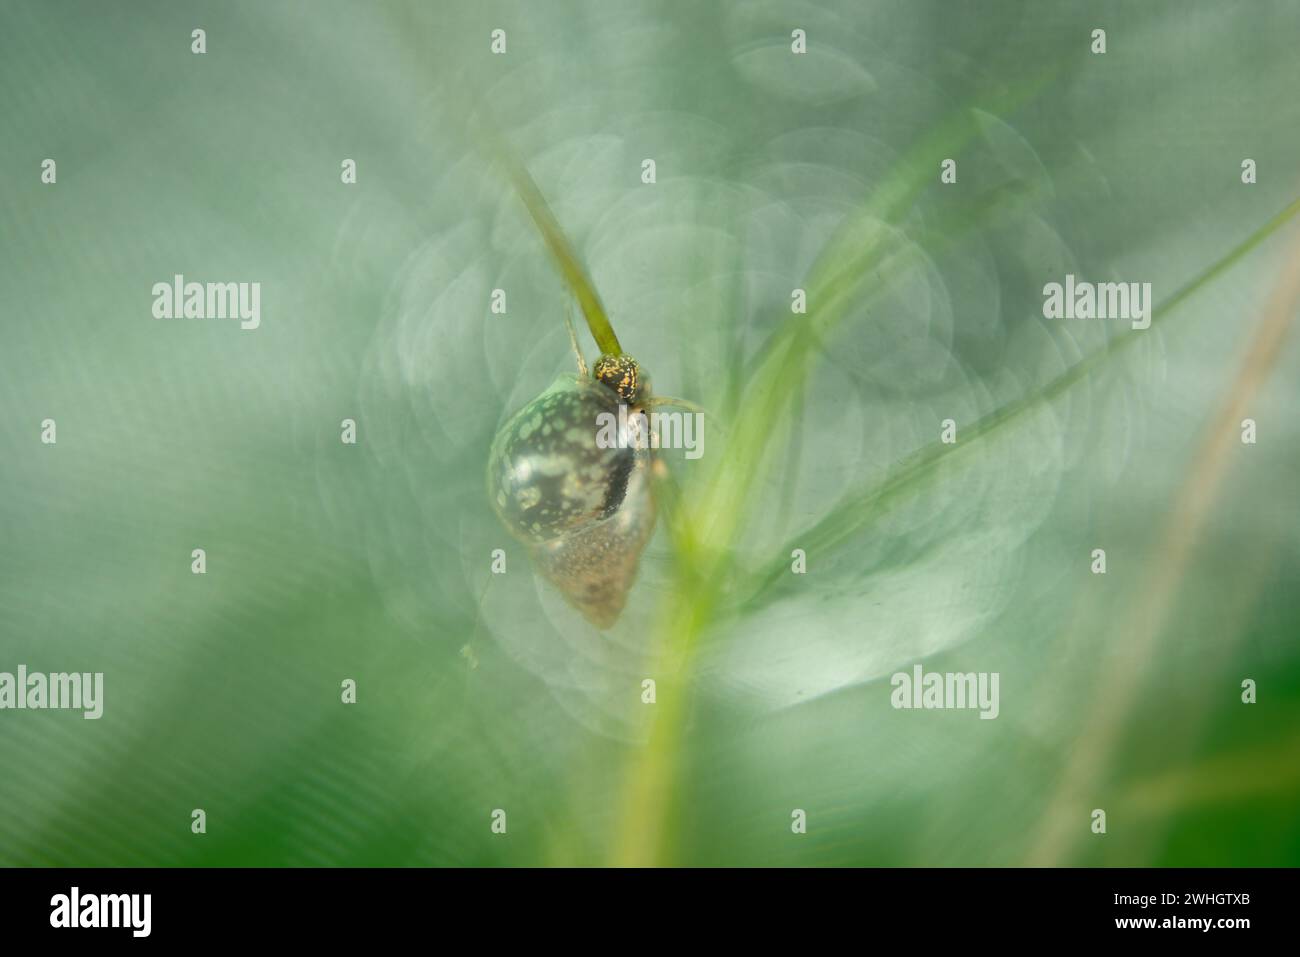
[1,0,1298,866]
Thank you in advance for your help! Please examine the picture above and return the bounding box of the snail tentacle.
[563,297,588,376]
[646,395,709,416]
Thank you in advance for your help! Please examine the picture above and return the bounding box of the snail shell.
[487,369,656,629]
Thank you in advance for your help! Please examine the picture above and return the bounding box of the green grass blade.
[494,148,623,356]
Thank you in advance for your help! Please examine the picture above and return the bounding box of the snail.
[488,350,657,628]
[484,150,691,629]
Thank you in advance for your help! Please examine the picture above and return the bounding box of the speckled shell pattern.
[487,373,657,628]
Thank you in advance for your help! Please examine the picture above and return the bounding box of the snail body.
[488,359,656,628]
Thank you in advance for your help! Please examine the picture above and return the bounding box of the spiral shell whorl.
[488,376,637,544]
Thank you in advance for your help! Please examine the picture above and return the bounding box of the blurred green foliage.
[2,0,1299,866]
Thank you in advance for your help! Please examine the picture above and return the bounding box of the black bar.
[0,867,1289,942]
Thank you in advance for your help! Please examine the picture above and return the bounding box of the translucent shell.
[487,373,656,629]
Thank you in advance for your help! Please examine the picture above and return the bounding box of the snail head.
[593,353,649,407]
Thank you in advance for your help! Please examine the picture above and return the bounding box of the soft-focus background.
[2,0,1298,866]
